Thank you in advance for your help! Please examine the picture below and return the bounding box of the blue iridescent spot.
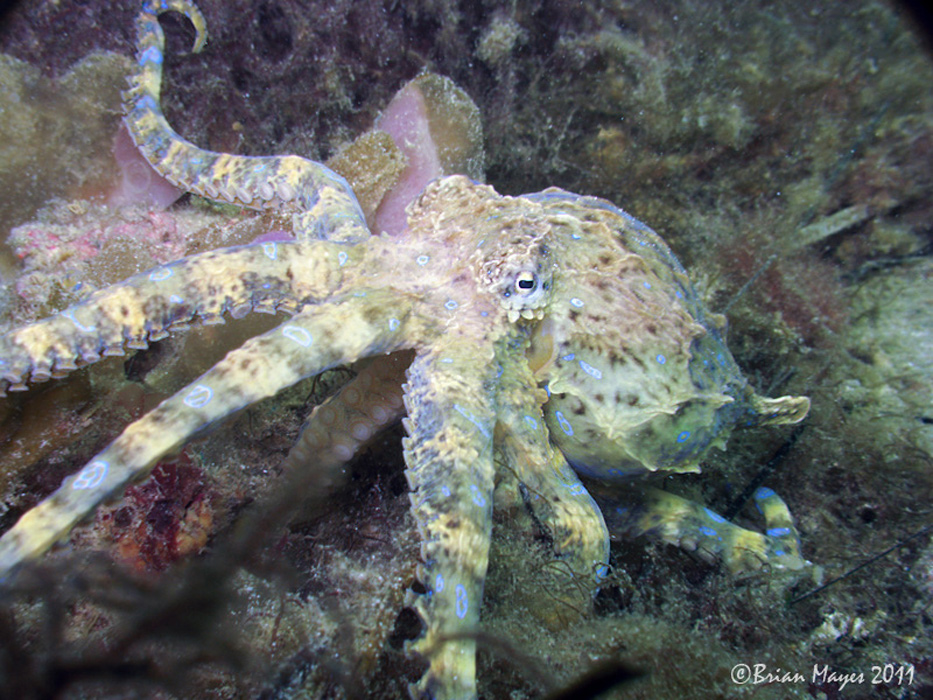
[643,281,652,289]
[704,508,728,524]
[570,297,584,307]
[61,309,96,333]
[184,384,213,409]
[524,415,538,430]
[767,527,792,537]
[441,486,451,497]
[717,352,725,366]
[72,460,109,491]
[337,251,348,266]
[568,484,585,495]
[675,289,684,299]
[281,325,312,347]
[416,254,430,266]
[435,574,445,592]
[677,430,691,443]
[615,506,628,515]
[562,353,575,361]
[445,300,458,311]
[656,354,666,365]
[756,487,776,500]
[455,585,469,619]
[579,360,602,379]
[555,410,574,436]
[261,242,277,260]
[388,318,400,331]
[470,484,487,507]
[571,233,581,240]
[139,45,163,65]
[149,266,173,282]
[698,525,720,539]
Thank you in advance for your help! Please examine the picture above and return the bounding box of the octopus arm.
[402,342,497,700]
[600,485,806,573]
[0,290,419,579]
[0,240,344,392]
[284,351,410,474]
[495,346,610,596]
[126,0,368,242]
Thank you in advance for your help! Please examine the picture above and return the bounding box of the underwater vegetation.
[0,0,931,698]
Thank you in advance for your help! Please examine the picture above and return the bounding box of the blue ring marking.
[149,267,173,282]
[675,289,684,299]
[261,242,277,260]
[767,527,792,537]
[388,317,400,331]
[252,163,266,173]
[644,281,652,289]
[698,525,720,539]
[137,94,159,112]
[774,549,786,557]
[169,294,184,304]
[455,585,469,619]
[480,310,489,317]
[282,325,312,347]
[562,353,575,361]
[139,45,163,65]
[703,508,728,524]
[72,460,109,490]
[608,468,624,477]
[337,251,349,266]
[523,415,538,430]
[441,486,451,497]
[568,483,585,495]
[570,297,584,307]
[444,300,458,310]
[717,352,725,366]
[435,574,445,592]
[184,384,213,408]
[416,254,430,266]
[555,410,574,436]
[755,487,777,500]
[677,430,691,443]
[656,354,666,365]
[61,308,96,333]
[470,484,487,507]
[453,403,491,438]
[571,232,581,240]
[579,360,602,380]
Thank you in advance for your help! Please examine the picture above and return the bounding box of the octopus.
[0,1,811,697]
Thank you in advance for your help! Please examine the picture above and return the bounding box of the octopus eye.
[515,271,538,296]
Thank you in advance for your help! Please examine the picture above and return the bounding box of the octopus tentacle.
[402,342,497,700]
[495,344,610,589]
[0,290,420,579]
[283,351,410,473]
[125,0,368,242]
[0,240,355,393]
[600,485,806,573]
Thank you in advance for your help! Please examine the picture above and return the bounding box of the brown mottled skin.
[0,2,810,698]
